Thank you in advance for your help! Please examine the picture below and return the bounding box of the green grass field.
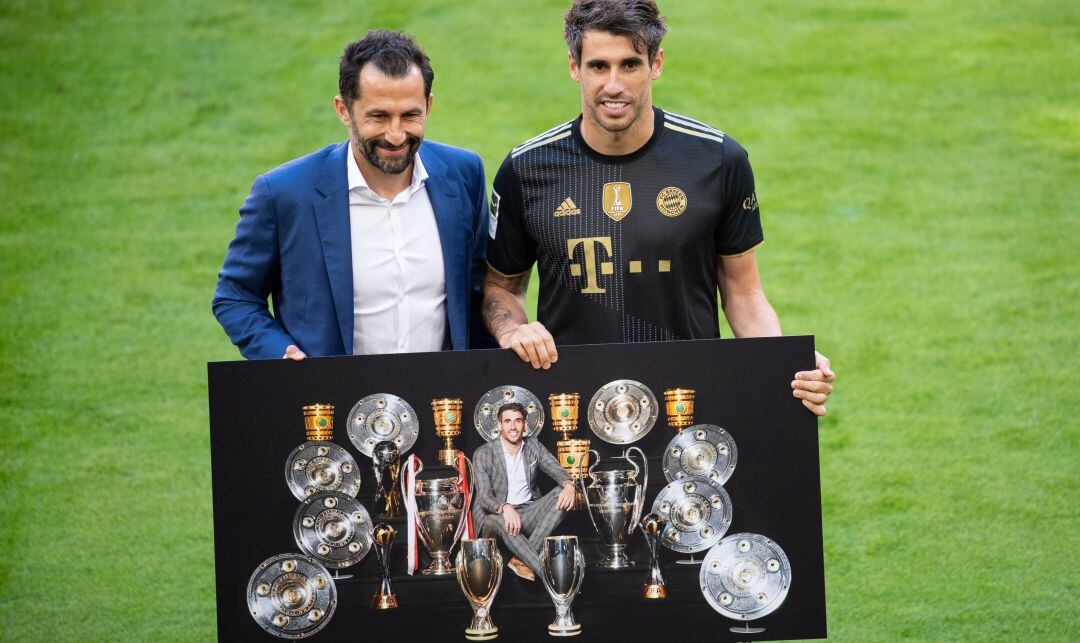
[1,0,1076,639]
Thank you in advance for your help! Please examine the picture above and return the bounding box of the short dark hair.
[498,402,527,422]
[564,0,667,64]
[338,29,434,105]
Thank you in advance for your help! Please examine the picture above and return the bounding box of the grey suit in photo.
[471,437,573,576]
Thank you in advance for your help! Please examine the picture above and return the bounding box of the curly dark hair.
[338,29,434,104]
[563,0,668,64]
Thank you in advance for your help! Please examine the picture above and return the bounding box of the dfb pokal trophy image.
[641,513,668,599]
[550,393,589,510]
[581,446,648,568]
[664,388,695,433]
[541,535,585,637]
[456,537,504,641]
[371,523,399,609]
[432,397,464,466]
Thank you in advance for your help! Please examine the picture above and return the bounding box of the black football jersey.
[487,108,763,345]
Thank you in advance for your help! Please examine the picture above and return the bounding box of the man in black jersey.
[482,0,835,416]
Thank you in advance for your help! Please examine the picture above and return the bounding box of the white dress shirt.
[502,444,533,506]
[347,147,447,355]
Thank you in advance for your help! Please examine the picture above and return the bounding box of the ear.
[425,92,434,117]
[651,48,664,80]
[568,50,581,82]
[333,96,351,127]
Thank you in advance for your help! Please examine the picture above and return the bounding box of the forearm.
[723,290,781,338]
[482,270,530,345]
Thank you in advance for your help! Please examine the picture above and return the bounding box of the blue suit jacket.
[213,140,495,359]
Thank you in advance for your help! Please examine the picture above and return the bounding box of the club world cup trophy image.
[246,553,337,639]
[402,456,474,575]
[541,535,585,637]
[432,397,464,466]
[371,523,399,609]
[581,446,648,568]
[372,441,403,518]
[285,403,361,501]
[640,513,667,599]
[664,388,695,433]
[550,393,590,510]
[455,537,504,640]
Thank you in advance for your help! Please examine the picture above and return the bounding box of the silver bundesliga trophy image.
[540,535,586,637]
[456,537,504,641]
[246,553,337,639]
[347,393,420,519]
[701,533,793,635]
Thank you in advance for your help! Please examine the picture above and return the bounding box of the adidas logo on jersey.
[554,197,582,217]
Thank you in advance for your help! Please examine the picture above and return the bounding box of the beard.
[351,123,422,175]
[583,94,647,134]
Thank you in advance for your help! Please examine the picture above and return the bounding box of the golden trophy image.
[303,403,335,441]
[371,523,399,609]
[664,388,695,433]
[551,393,590,510]
[640,513,667,599]
[432,397,464,466]
[456,537,503,640]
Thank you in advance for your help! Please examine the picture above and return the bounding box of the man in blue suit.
[214,30,492,359]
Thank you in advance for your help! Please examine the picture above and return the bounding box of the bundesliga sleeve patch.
[489,188,501,239]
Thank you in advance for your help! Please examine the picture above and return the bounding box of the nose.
[602,68,625,96]
[385,119,406,145]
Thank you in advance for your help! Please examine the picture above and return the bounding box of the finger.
[794,369,824,381]
[793,389,828,405]
[540,328,559,364]
[792,380,833,395]
[284,345,306,361]
[508,339,532,365]
[531,335,554,370]
[802,399,827,416]
[815,352,835,380]
[519,336,543,369]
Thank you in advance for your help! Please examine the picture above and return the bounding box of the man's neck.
[501,437,523,456]
[579,105,655,156]
[353,143,412,200]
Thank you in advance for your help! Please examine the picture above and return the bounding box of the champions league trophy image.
[550,393,590,510]
[640,513,667,599]
[700,533,793,635]
[401,445,474,575]
[285,403,361,501]
[371,523,399,610]
[581,446,648,568]
[540,535,585,637]
[293,491,374,580]
[664,388,695,433]
[347,393,419,518]
[246,553,337,639]
[456,537,504,641]
[432,397,464,466]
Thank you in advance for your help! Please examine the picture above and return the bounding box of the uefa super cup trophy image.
[541,535,585,637]
[456,537,504,640]
[664,388,695,433]
[371,523,399,609]
[402,456,473,575]
[372,441,403,518]
[550,393,590,510]
[640,513,667,599]
[581,446,648,568]
[432,397,464,466]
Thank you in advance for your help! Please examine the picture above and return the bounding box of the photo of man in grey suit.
[471,402,577,580]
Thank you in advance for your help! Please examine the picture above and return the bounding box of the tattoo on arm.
[482,270,530,340]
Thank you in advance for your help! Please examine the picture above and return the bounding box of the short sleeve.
[486,154,536,276]
[715,139,765,257]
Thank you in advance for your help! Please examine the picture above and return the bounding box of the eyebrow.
[586,56,645,66]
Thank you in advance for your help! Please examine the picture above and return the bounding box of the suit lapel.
[421,145,467,350]
[313,141,354,354]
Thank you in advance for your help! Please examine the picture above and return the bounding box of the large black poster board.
[208,336,827,641]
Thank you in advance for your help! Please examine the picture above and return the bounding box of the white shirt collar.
[346,141,428,196]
